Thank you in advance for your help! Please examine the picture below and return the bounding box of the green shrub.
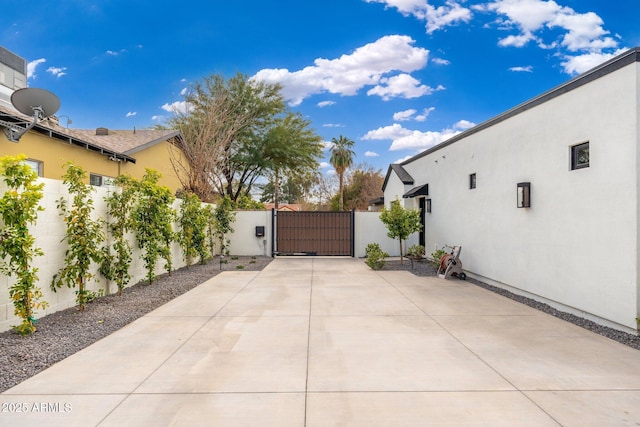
[365,243,388,270]
[406,244,425,258]
[430,248,448,267]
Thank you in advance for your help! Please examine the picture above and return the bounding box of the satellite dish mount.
[1,88,60,142]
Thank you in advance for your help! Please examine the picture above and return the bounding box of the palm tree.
[330,135,355,211]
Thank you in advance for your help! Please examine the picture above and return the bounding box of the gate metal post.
[351,209,355,257]
[271,208,276,257]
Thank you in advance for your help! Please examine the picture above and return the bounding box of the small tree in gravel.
[379,198,422,264]
[213,195,236,256]
[177,192,209,266]
[204,204,217,258]
[0,154,48,334]
[100,175,136,295]
[51,163,105,311]
[130,169,176,284]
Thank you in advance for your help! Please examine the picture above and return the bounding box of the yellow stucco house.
[0,103,186,193]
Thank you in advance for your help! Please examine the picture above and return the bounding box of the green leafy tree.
[235,194,265,210]
[260,171,317,205]
[0,155,47,334]
[379,198,423,264]
[51,163,105,311]
[329,165,383,211]
[130,169,176,284]
[213,195,236,256]
[177,192,209,266]
[100,175,136,296]
[330,135,356,211]
[166,73,286,202]
[261,112,323,209]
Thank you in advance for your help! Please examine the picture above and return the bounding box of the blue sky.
[3,0,639,174]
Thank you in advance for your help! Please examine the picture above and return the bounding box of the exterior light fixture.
[426,199,432,213]
[0,88,60,142]
[517,182,531,208]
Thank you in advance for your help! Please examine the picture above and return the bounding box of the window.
[23,159,43,177]
[517,182,531,208]
[469,173,476,189]
[571,142,589,170]
[90,173,115,187]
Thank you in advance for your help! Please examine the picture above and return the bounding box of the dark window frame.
[571,142,589,170]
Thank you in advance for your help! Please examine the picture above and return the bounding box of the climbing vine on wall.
[177,192,209,266]
[130,169,176,284]
[100,175,136,295]
[213,195,236,256]
[0,155,48,335]
[51,162,105,311]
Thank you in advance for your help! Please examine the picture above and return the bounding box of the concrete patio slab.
[2,257,640,426]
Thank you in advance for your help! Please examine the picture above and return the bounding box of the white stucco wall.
[386,60,640,331]
[226,210,272,257]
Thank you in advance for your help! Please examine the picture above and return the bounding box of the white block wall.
[0,178,188,332]
[0,177,418,332]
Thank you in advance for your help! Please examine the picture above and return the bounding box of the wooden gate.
[275,211,354,256]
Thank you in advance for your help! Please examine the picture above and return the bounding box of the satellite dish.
[11,87,60,118]
[0,87,61,142]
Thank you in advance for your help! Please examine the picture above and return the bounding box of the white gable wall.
[390,60,640,331]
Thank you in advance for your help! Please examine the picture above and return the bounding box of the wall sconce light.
[517,182,531,208]
[426,199,432,213]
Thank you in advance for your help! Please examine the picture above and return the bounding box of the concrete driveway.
[2,257,640,426]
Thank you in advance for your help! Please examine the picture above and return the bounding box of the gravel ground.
[384,257,640,351]
[0,256,272,393]
[2,255,639,393]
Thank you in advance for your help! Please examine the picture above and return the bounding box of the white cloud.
[388,128,461,151]
[415,107,435,121]
[432,57,450,65]
[180,87,188,96]
[509,65,533,72]
[126,112,137,117]
[362,120,475,152]
[161,101,192,115]
[362,123,413,142]
[46,66,67,78]
[320,161,332,168]
[453,120,475,130]
[364,151,380,157]
[252,35,430,105]
[317,100,336,108]
[106,49,127,56]
[27,58,46,79]
[474,0,621,74]
[365,0,472,34]
[393,107,435,122]
[151,115,165,122]
[367,73,444,101]
[560,49,626,75]
[323,123,346,128]
[393,109,417,121]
